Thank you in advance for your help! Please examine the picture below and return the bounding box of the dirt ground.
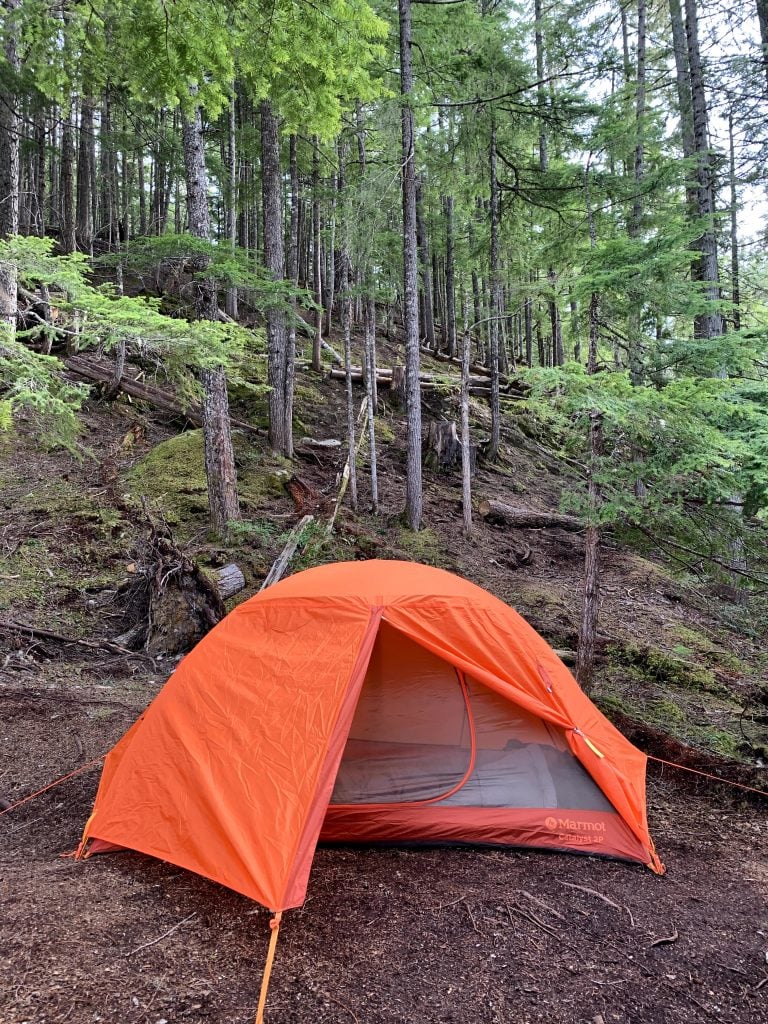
[1,680,766,1024]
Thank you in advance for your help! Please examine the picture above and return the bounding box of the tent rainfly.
[77,560,663,1017]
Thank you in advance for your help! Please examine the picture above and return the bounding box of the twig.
[649,928,679,948]
[123,912,197,957]
[517,889,566,921]
[558,881,636,928]
[506,901,561,938]
[462,899,483,935]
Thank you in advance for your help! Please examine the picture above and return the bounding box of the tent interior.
[327,620,614,822]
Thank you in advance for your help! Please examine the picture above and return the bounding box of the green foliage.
[0,236,265,444]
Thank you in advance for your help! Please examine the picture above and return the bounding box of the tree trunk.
[338,140,358,511]
[364,297,379,512]
[487,122,501,461]
[399,0,423,530]
[225,90,239,319]
[260,99,292,457]
[444,194,457,359]
[416,178,436,351]
[576,166,603,692]
[0,0,20,341]
[728,108,741,332]
[76,96,94,254]
[285,132,299,457]
[683,0,723,340]
[181,99,241,536]
[534,0,548,171]
[461,293,472,537]
[757,0,768,94]
[312,136,323,370]
[60,102,76,254]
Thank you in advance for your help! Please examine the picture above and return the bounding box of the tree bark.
[443,194,457,358]
[757,0,768,94]
[311,136,323,370]
[60,102,77,254]
[364,296,379,511]
[260,100,292,456]
[399,0,423,530]
[461,294,472,537]
[727,108,740,332]
[416,177,436,351]
[181,100,241,536]
[76,96,94,254]
[338,139,358,511]
[0,0,20,341]
[683,0,723,340]
[487,122,501,461]
[225,89,239,319]
[478,500,581,531]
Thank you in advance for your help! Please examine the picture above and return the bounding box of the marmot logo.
[545,816,558,830]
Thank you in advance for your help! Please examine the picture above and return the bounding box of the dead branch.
[649,928,679,948]
[123,912,197,957]
[259,515,315,591]
[558,881,636,928]
[0,618,144,659]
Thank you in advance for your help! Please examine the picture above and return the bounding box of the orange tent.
[78,560,663,915]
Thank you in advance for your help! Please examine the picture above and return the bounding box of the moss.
[394,526,442,566]
[374,419,396,444]
[516,583,568,610]
[125,430,293,531]
[608,641,727,696]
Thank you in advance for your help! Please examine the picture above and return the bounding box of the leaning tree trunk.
[260,99,292,457]
[399,0,423,530]
[0,0,20,343]
[181,99,241,536]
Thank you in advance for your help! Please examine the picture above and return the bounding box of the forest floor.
[1,339,767,1023]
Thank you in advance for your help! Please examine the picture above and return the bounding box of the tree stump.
[391,363,406,405]
[425,419,477,475]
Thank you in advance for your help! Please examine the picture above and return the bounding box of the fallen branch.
[124,912,197,957]
[259,515,315,591]
[649,928,679,948]
[558,881,636,928]
[506,901,561,938]
[0,618,144,659]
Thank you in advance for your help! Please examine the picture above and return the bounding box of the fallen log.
[260,514,315,591]
[328,367,518,398]
[65,356,264,436]
[478,499,582,531]
[215,563,246,600]
[420,346,530,393]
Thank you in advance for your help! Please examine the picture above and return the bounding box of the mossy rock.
[125,430,293,532]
